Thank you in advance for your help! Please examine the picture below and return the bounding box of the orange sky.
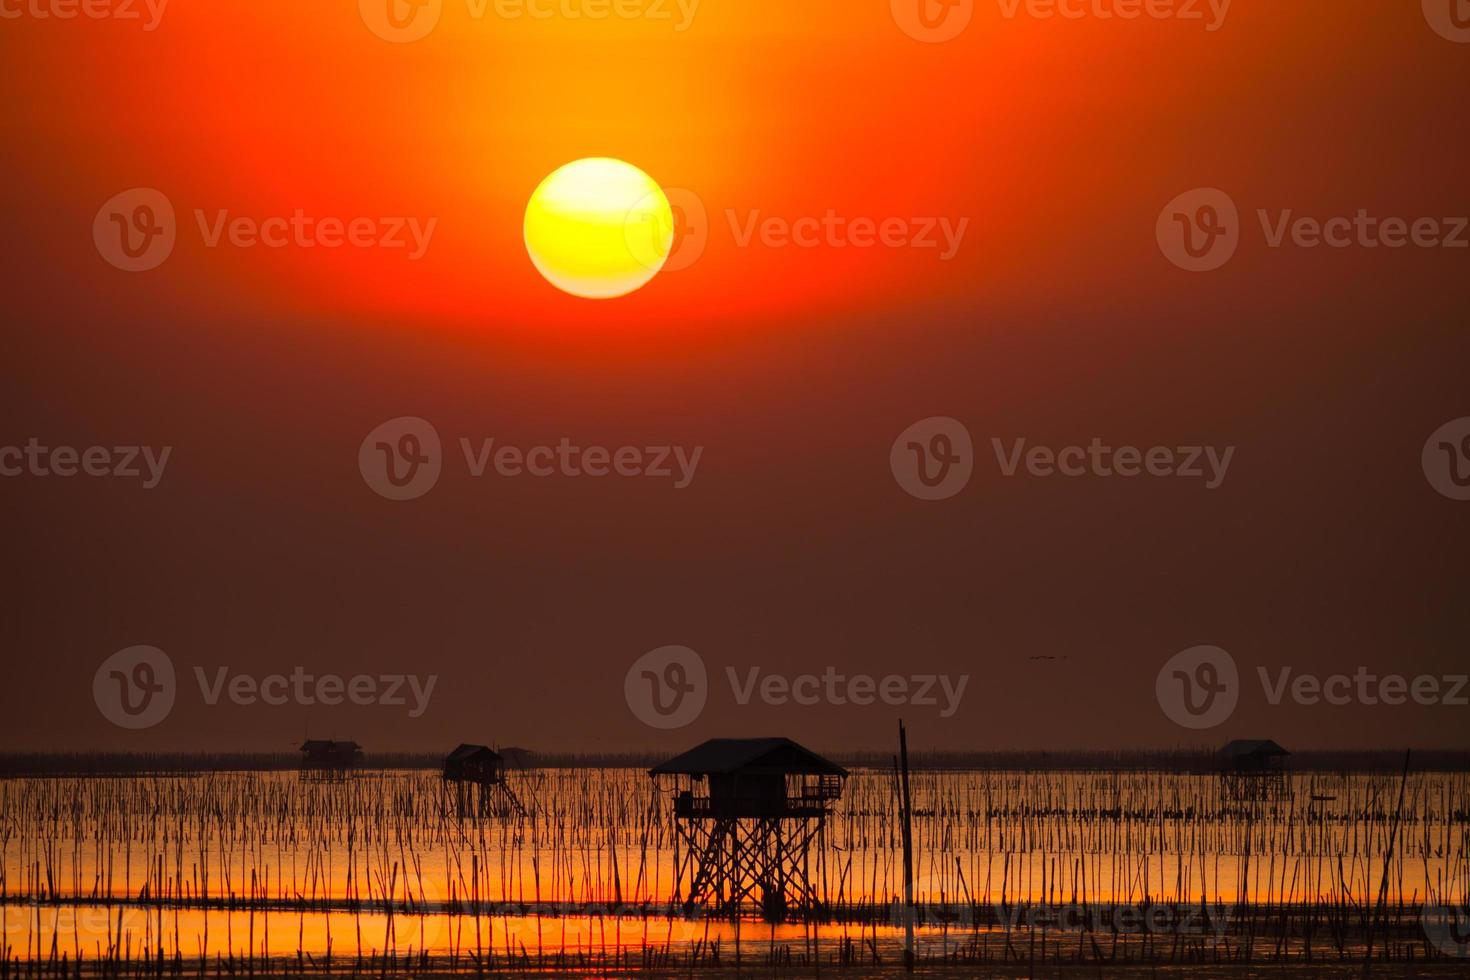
[6,1,1459,338]
[4,0,1469,753]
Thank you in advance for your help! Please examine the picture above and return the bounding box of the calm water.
[3,768,1466,967]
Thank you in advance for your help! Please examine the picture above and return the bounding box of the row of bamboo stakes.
[0,761,1465,974]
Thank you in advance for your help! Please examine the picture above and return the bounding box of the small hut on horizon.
[1219,739,1291,772]
[299,739,362,780]
[443,744,504,783]
[442,743,525,817]
[1218,739,1290,801]
[499,746,535,769]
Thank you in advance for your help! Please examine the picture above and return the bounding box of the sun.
[524,158,674,300]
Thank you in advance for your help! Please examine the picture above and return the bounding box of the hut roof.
[1219,739,1290,758]
[446,743,501,762]
[650,738,847,778]
[500,747,535,766]
[300,739,361,751]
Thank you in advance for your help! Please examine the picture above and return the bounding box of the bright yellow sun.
[524,158,674,300]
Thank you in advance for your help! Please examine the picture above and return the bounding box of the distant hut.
[1218,739,1290,801]
[650,738,847,922]
[443,744,504,784]
[1219,739,1291,772]
[299,740,362,780]
[499,746,535,769]
[441,743,525,817]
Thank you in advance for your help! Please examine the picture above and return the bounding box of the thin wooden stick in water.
[1361,749,1411,978]
[898,720,915,974]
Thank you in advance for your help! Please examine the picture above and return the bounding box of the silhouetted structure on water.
[650,737,846,923]
[442,743,525,816]
[1219,738,1291,800]
[299,740,362,780]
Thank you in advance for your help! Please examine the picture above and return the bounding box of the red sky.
[3,0,1468,753]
